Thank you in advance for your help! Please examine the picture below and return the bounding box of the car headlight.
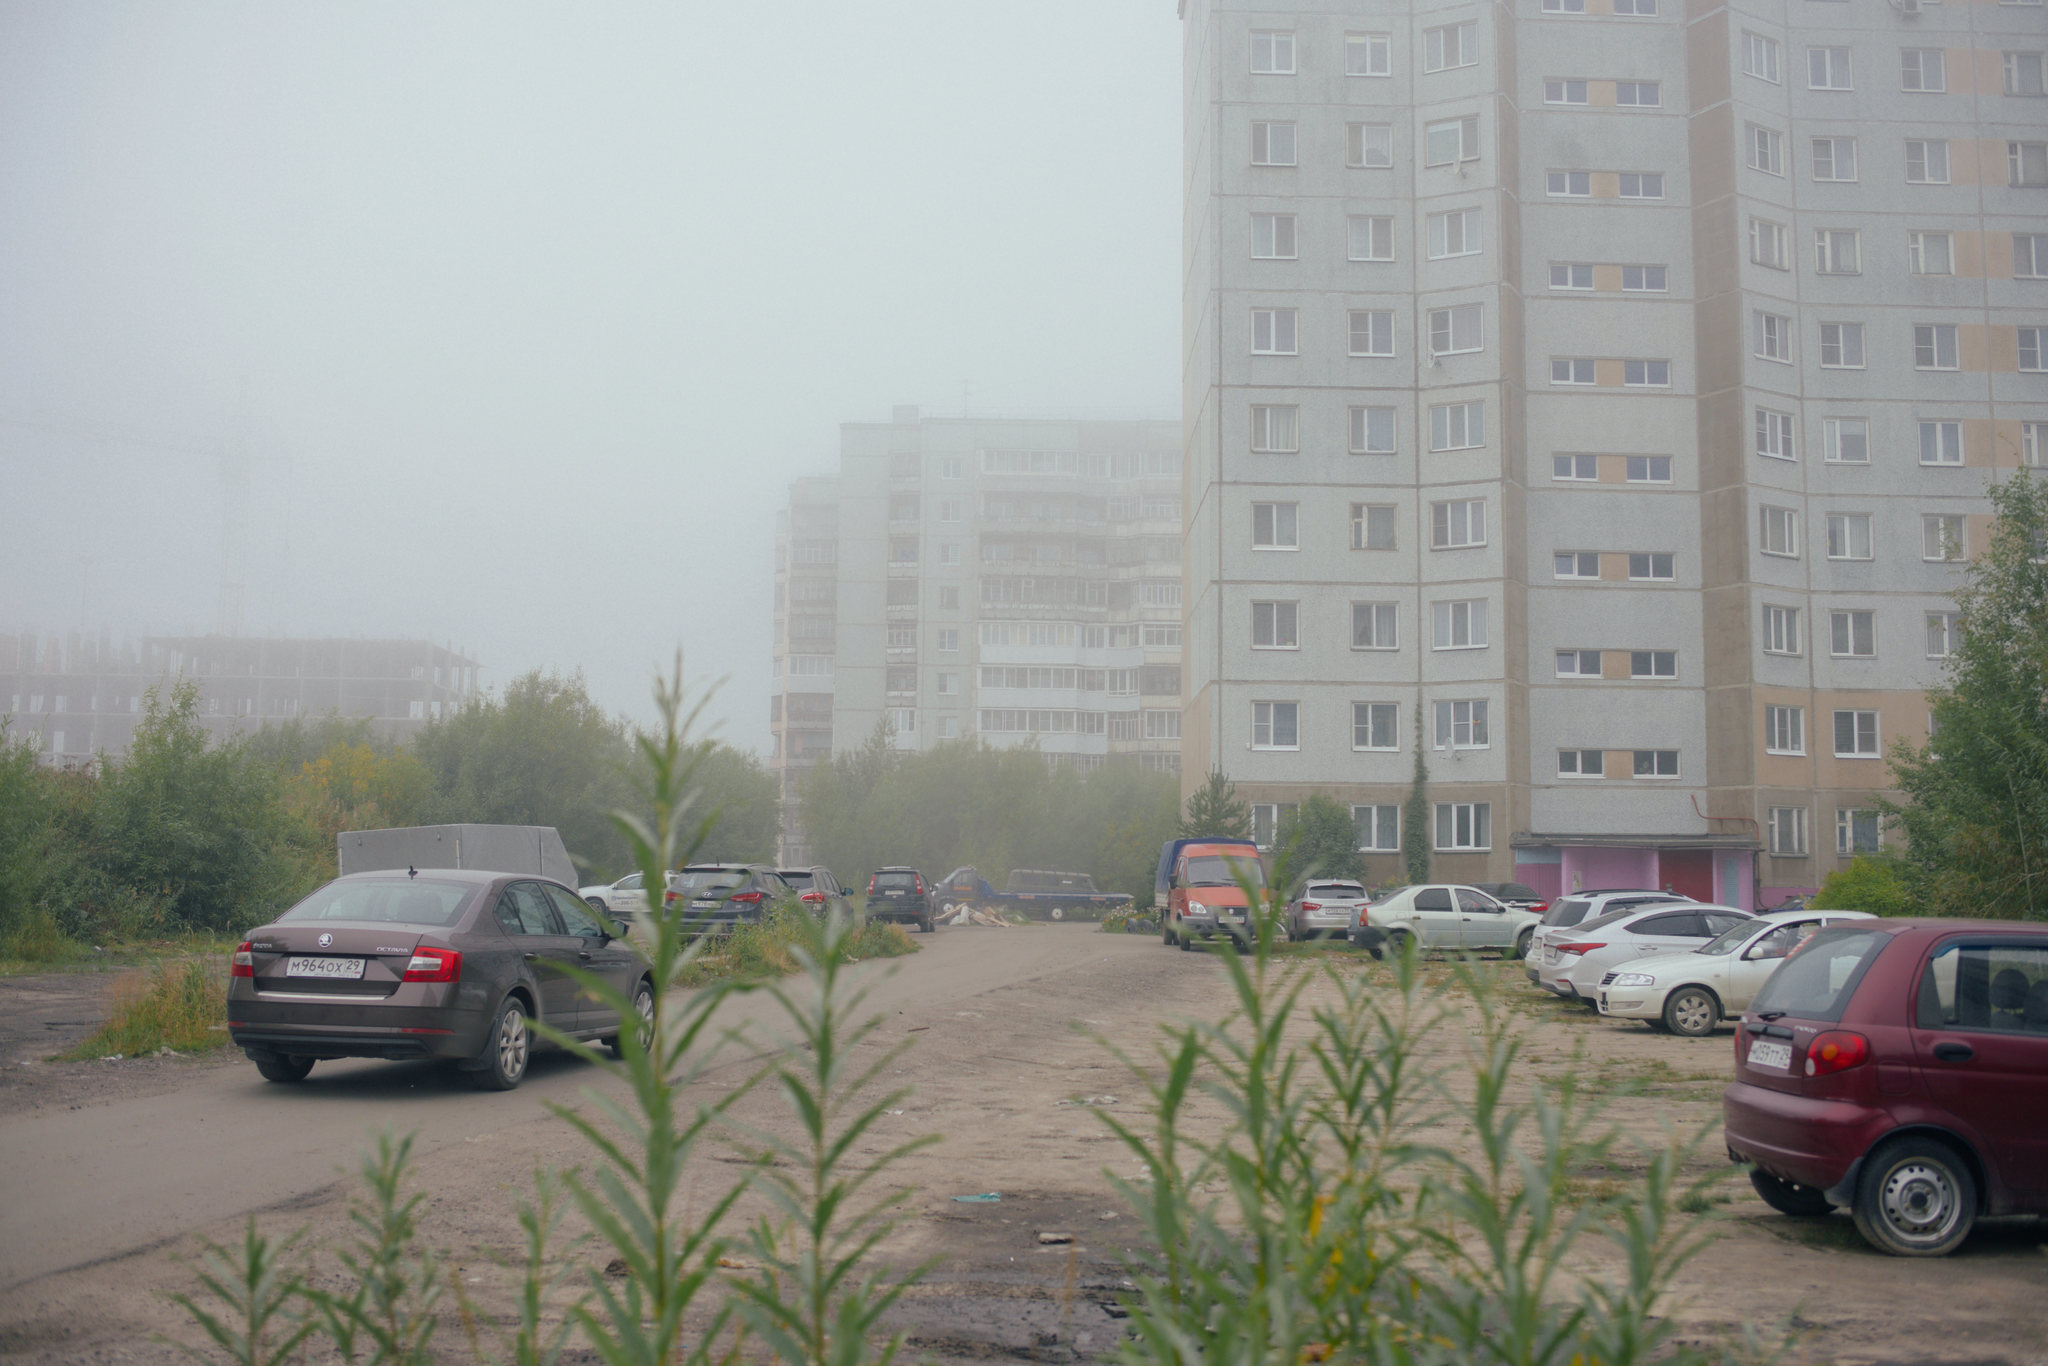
[1610,973,1656,988]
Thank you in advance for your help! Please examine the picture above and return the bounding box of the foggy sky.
[0,2,1182,751]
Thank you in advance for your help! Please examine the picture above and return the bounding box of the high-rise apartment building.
[769,409,1185,861]
[1181,0,2044,906]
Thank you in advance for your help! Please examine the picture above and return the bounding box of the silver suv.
[1523,890,1690,982]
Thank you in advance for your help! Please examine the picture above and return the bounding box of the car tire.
[1851,1136,1978,1257]
[1163,918,1176,948]
[1662,986,1721,1037]
[1513,928,1535,960]
[474,998,532,1092]
[1385,929,1413,959]
[1179,929,1196,952]
[919,914,935,934]
[609,979,656,1061]
[253,1052,314,1084]
[1749,1169,1834,1218]
[585,896,608,916]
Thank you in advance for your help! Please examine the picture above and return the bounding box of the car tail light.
[231,942,254,977]
[913,876,925,894]
[867,876,878,894]
[1556,942,1606,955]
[402,947,461,983]
[729,890,764,905]
[1531,902,1549,916]
[1804,1030,1869,1077]
[800,891,826,904]
[664,890,681,906]
[1300,902,1321,912]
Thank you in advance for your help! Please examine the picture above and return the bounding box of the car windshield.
[1307,883,1364,898]
[277,879,476,927]
[675,869,745,894]
[1697,922,1758,956]
[1747,926,1890,1023]
[1542,898,1590,927]
[1184,856,1266,888]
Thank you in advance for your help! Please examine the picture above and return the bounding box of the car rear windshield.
[278,879,476,927]
[1569,908,1635,936]
[1183,856,1266,888]
[1482,883,1537,901]
[778,871,816,890]
[675,869,746,894]
[873,872,920,890]
[1542,898,1590,926]
[1307,883,1364,898]
[1747,926,1890,1023]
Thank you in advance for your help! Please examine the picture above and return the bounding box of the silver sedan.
[1285,880,1370,941]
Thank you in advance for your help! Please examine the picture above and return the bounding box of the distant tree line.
[0,669,777,950]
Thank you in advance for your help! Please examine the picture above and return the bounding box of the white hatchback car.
[1524,891,1690,983]
[1594,909,1879,1035]
[1537,903,1756,1001]
[1351,884,1543,959]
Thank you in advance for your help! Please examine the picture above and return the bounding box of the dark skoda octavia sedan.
[227,869,654,1091]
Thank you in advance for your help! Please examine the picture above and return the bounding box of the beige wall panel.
[1966,512,1998,555]
[1589,80,1617,108]
[1963,50,2005,97]
[1181,687,1212,802]
[1687,10,1730,112]
[1965,418,2004,467]
[1602,749,1634,779]
[1692,291,1743,399]
[1700,483,1750,588]
[1598,552,1631,581]
[1701,585,1753,689]
[1596,454,1631,483]
[1696,388,1746,490]
[1594,358,1626,387]
[1601,651,1632,681]
[1984,326,2019,373]
[1592,264,1626,292]
[1591,171,1621,199]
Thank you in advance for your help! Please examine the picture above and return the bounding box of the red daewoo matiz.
[1724,919,2048,1256]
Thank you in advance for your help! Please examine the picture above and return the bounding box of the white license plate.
[1547,948,1562,964]
[1749,1040,1793,1071]
[285,955,365,980]
[692,899,719,909]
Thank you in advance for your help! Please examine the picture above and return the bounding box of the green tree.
[1179,768,1251,840]
[1810,856,1914,916]
[1402,719,1431,886]
[681,741,779,864]
[1281,794,1363,888]
[1883,472,2048,920]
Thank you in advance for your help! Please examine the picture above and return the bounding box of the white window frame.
[2019,327,2045,372]
[1819,321,1865,369]
[1760,504,1800,557]
[1427,207,1482,259]
[1748,123,1784,175]
[1433,699,1489,751]
[1252,307,1298,355]
[1251,212,1297,260]
[1351,601,1398,650]
[1346,33,1392,78]
[1623,359,1670,387]
[1627,455,1672,483]
[1424,116,1481,169]
[1349,309,1395,357]
[1808,46,1853,90]
[1553,551,1599,579]
[1347,214,1393,261]
[1615,80,1660,107]
[1765,704,1805,756]
[1251,600,1300,650]
[1251,500,1299,549]
[1812,136,1858,182]
[1750,217,1789,268]
[1913,324,1959,371]
[1350,405,1396,455]
[1617,171,1663,199]
[1815,228,1860,274]
[1906,139,1950,185]
[1921,513,1965,562]
[1352,702,1399,752]
[1250,404,1300,453]
[1909,230,1953,276]
[1621,265,1667,292]
[1545,79,1589,105]
[1430,499,1487,549]
[1252,700,1300,751]
[1830,610,1877,659]
[1836,808,1882,857]
[1551,358,1596,385]
[1351,504,1396,552]
[1353,805,1401,853]
[1423,21,1477,73]
[1901,48,1946,93]
[1755,310,1792,362]
[1833,708,1881,756]
[1769,806,1809,856]
[1919,420,1963,466]
[1824,417,1869,464]
[1249,29,1295,75]
[1757,407,1796,461]
[1744,32,1781,83]
[1763,604,1802,656]
[1347,122,1394,169]
[1547,170,1592,197]
[1926,611,1960,658]
[1429,304,1484,356]
[1251,121,1297,166]
[1825,512,1874,561]
[1430,401,1486,451]
[1435,802,1491,852]
[1432,598,1489,650]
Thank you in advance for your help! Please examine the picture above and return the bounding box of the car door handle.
[1933,1041,1974,1063]
[523,952,540,962]
[578,951,593,960]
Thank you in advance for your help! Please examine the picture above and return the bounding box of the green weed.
[66,957,229,1059]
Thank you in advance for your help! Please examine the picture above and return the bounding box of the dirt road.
[2,927,2044,1364]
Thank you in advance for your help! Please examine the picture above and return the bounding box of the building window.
[2005,51,2047,96]
[2020,327,2046,372]
[1901,49,1946,93]
[2012,141,2048,186]
[937,672,959,697]
[1434,699,1489,750]
[1627,455,1672,483]
[1351,503,1396,551]
[1744,32,1781,82]
[1826,512,1873,561]
[1424,116,1481,167]
[1556,649,1601,677]
[1251,213,1297,259]
[1755,311,1792,361]
[1432,599,1489,649]
[1760,504,1800,557]
[1812,137,1857,181]
[1427,207,1481,258]
[1558,749,1604,777]
[1623,359,1670,386]
[1814,228,1860,274]
[1766,704,1805,755]
[1351,601,1398,650]
[1139,582,1182,608]
[1429,305,1483,355]
[1632,749,1680,779]
[1756,407,1797,461]
[1836,809,1881,856]
[1251,121,1296,166]
[1913,324,1959,371]
[1346,33,1392,77]
[1926,611,1960,658]
[1630,650,1677,679]
[1430,499,1486,549]
[1354,805,1400,853]
[1435,802,1491,852]
[1555,453,1598,480]
[2029,422,2048,468]
[1545,79,1589,105]
[1552,358,1596,385]
[1834,708,1880,756]
[938,629,959,652]
[1142,623,1181,648]
[1617,171,1663,198]
[1919,420,1963,466]
[1764,604,1802,655]
[1250,803,1297,850]
[1547,170,1592,197]
[1347,214,1393,260]
[1251,501,1298,549]
[1830,610,1877,658]
[1252,307,1297,355]
[1349,309,1395,356]
[1908,230,1953,276]
[1249,29,1295,74]
[1252,701,1299,750]
[1430,402,1485,451]
[1906,139,1950,184]
[1748,124,1784,175]
[1808,45,1853,90]
[1423,21,1477,72]
[2016,234,2047,278]
[1251,404,1300,453]
[1922,513,1965,562]
[1544,0,1586,11]
[1615,81,1660,107]
[1251,601,1299,649]
[1350,406,1396,454]
[1769,806,1808,856]
[1353,702,1398,751]
[887,708,917,735]
[1347,123,1394,169]
[1628,552,1675,581]
[1143,709,1180,740]
[1552,263,1594,290]
[1750,217,1788,268]
[1621,264,1667,292]
[1554,551,1599,579]
[1824,418,1869,464]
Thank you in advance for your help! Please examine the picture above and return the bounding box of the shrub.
[68,958,228,1059]
[1811,856,1915,916]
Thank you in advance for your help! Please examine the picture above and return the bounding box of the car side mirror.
[610,919,632,940]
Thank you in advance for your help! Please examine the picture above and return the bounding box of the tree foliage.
[1280,793,1363,888]
[1883,472,2048,920]
[1810,856,1915,917]
[1178,768,1251,840]
[1403,722,1432,886]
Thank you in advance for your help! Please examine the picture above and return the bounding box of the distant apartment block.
[769,408,1185,861]
[1,631,479,765]
[1181,0,2045,907]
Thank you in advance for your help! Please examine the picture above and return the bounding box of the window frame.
[1765,704,1806,756]
[1352,701,1399,752]
[1250,599,1300,650]
[1251,700,1301,751]
[1250,500,1299,549]
[1434,802,1492,852]
[1351,600,1399,650]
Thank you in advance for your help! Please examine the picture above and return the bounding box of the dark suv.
[777,866,853,920]
[866,867,935,933]
[1724,919,2048,1256]
[668,864,792,935]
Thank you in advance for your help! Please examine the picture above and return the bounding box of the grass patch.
[671,907,919,987]
[65,958,230,1059]
[0,929,245,979]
